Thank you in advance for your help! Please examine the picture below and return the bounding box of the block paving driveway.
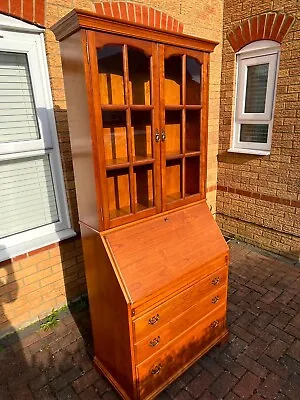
[0,241,299,400]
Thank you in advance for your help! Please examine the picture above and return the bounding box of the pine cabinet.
[53,9,229,400]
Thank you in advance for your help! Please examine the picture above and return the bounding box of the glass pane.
[185,156,200,197]
[107,168,131,219]
[166,159,182,203]
[165,55,182,105]
[131,111,152,161]
[102,111,128,166]
[0,155,58,238]
[240,124,268,143]
[128,48,151,105]
[134,165,154,211]
[0,52,40,143]
[165,110,182,156]
[186,57,201,104]
[186,110,200,152]
[98,45,125,105]
[245,63,269,113]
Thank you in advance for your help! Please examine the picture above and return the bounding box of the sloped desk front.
[80,202,229,400]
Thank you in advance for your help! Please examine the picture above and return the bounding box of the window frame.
[230,40,280,155]
[0,14,75,262]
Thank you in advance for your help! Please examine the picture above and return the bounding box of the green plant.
[0,344,4,353]
[40,308,60,331]
[72,297,89,312]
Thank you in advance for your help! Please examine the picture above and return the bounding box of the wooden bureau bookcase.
[52,10,229,400]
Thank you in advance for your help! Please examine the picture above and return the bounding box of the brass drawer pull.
[210,320,219,328]
[151,363,162,375]
[212,276,220,285]
[212,295,220,304]
[161,130,166,141]
[149,336,160,347]
[148,314,160,325]
[155,130,160,142]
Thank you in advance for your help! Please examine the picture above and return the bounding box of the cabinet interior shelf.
[106,156,155,170]
[101,104,154,111]
[165,105,202,110]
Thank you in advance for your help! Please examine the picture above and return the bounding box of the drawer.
[134,285,227,364]
[133,266,227,342]
[137,304,227,399]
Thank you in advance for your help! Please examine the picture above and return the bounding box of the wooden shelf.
[109,206,132,219]
[101,104,127,111]
[166,152,184,160]
[185,151,200,157]
[166,192,182,203]
[165,105,184,110]
[106,158,130,170]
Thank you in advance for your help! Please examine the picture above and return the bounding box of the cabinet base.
[93,329,229,400]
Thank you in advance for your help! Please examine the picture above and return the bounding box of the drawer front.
[135,285,227,364]
[133,265,227,342]
[137,304,226,399]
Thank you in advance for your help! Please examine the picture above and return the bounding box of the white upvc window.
[230,40,280,155]
[0,14,75,262]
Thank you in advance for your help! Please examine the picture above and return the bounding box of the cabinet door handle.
[148,314,160,325]
[212,276,220,285]
[155,130,160,142]
[151,363,162,375]
[149,336,160,347]
[210,320,219,328]
[161,130,166,141]
[212,295,220,304]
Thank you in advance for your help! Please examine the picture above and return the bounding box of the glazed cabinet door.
[87,32,161,229]
[159,44,208,211]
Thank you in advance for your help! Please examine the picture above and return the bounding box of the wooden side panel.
[80,223,136,399]
[59,31,102,231]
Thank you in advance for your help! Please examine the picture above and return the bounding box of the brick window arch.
[94,1,184,33]
[227,12,295,52]
[0,0,44,25]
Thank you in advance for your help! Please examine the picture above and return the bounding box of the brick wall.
[217,0,300,260]
[0,0,223,336]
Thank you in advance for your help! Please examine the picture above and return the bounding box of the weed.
[40,308,60,331]
[72,297,89,313]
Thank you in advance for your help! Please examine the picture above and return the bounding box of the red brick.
[94,3,103,15]
[155,10,161,29]
[127,2,134,23]
[257,14,266,40]
[167,16,173,31]
[276,15,295,43]
[141,5,149,26]
[161,12,167,30]
[178,23,184,33]
[23,0,34,22]
[119,2,127,20]
[264,13,276,39]
[110,2,120,19]
[241,19,251,43]
[34,0,45,25]
[102,2,112,17]
[250,16,258,41]
[173,19,179,33]
[149,7,154,27]
[0,0,9,12]
[10,0,21,16]
[134,3,142,24]
[227,31,239,52]
[270,13,284,41]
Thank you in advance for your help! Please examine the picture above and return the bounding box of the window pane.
[0,52,40,143]
[98,45,125,105]
[0,155,59,238]
[245,63,269,113]
[240,124,268,143]
[186,57,201,105]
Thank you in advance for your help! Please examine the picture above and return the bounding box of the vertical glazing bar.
[182,54,186,198]
[123,44,136,214]
[200,56,209,199]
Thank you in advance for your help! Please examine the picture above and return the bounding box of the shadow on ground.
[0,241,300,400]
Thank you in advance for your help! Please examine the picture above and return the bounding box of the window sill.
[228,148,270,156]
[0,228,76,263]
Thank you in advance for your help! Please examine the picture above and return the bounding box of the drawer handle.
[210,320,219,328]
[212,276,220,285]
[149,336,160,347]
[151,363,162,375]
[148,314,160,325]
[212,295,220,304]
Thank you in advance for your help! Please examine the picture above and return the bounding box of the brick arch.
[227,12,295,52]
[94,1,184,33]
[0,0,44,26]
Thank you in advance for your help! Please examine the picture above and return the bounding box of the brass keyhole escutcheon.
[151,363,162,375]
[212,276,220,285]
[149,336,161,347]
[148,314,160,325]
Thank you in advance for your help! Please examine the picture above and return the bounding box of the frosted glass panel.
[0,52,40,143]
[0,155,59,238]
[245,64,269,113]
[240,124,268,143]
